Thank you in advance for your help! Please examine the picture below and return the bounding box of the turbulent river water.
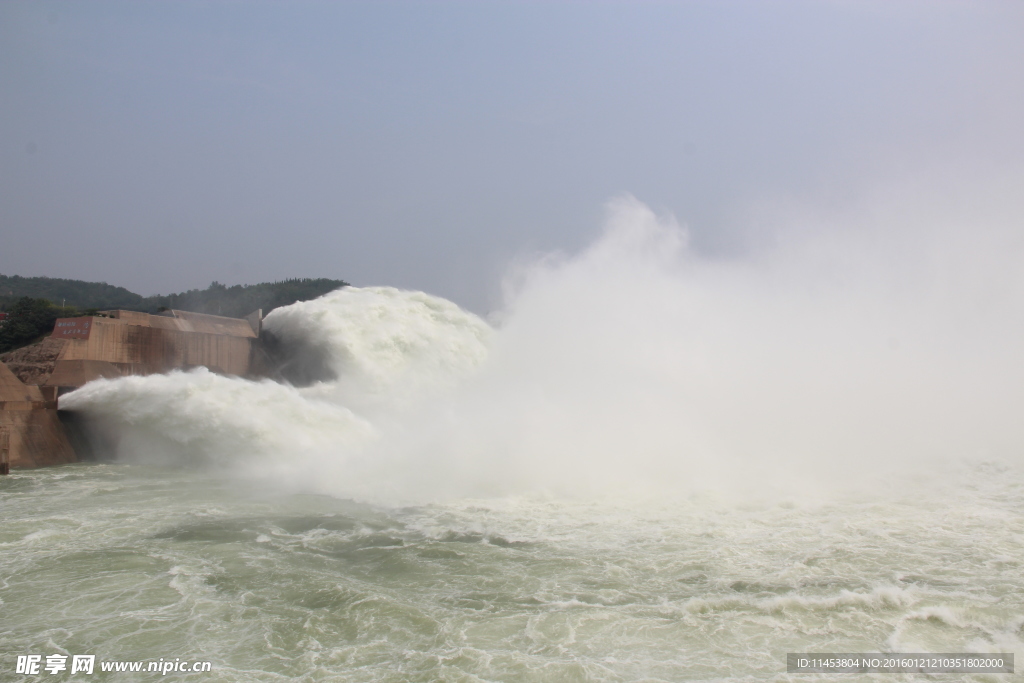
[3,197,1024,680]
[2,462,1022,681]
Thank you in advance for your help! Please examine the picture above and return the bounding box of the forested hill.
[146,279,349,318]
[0,275,349,318]
[0,274,145,311]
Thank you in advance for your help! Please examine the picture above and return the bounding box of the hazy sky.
[3,1,1023,313]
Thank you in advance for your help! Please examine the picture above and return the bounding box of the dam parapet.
[1,307,266,469]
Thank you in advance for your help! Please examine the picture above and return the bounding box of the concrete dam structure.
[0,308,265,469]
[0,361,76,471]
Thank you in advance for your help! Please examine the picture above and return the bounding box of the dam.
[0,308,265,469]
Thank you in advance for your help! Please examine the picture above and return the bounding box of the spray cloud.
[62,178,1024,503]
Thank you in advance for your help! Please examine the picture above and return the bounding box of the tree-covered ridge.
[0,274,146,311]
[0,275,349,317]
[146,278,349,319]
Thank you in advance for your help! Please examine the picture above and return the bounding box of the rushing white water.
[1,463,1021,681]
[61,194,1024,502]
[9,192,1024,679]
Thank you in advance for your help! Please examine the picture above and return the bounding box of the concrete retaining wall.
[51,310,258,384]
[2,308,265,470]
[0,362,76,468]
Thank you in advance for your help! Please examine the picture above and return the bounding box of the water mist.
[61,186,1024,504]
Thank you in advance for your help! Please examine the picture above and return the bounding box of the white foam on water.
[18,173,1024,680]
[2,461,1021,680]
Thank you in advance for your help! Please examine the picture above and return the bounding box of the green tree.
[0,297,67,353]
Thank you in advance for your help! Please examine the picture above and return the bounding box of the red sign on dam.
[51,318,93,340]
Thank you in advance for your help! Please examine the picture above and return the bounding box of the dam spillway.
[0,307,265,469]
